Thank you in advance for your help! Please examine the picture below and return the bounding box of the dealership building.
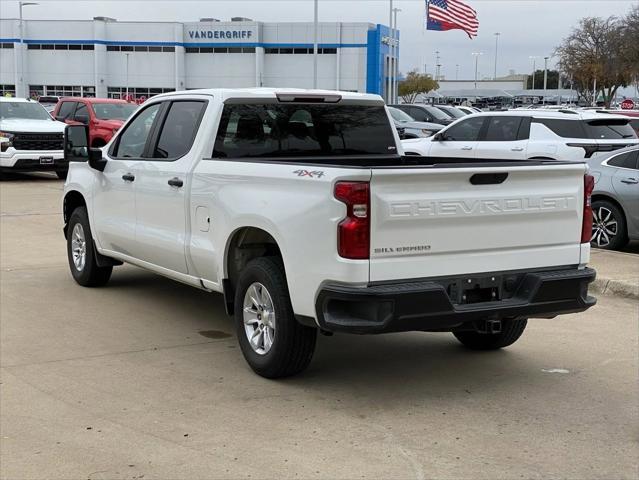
[0,17,399,101]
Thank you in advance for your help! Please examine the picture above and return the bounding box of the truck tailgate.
[369,163,587,282]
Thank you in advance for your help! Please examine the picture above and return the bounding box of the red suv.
[53,98,138,148]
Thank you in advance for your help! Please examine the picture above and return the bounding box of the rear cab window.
[212,103,397,160]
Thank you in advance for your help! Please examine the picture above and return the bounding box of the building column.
[335,23,341,90]
[255,47,264,87]
[14,20,25,97]
[93,19,107,98]
[174,23,185,91]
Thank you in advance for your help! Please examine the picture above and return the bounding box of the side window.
[442,117,485,141]
[57,101,76,120]
[112,103,161,158]
[483,116,523,141]
[409,107,429,122]
[536,119,586,138]
[152,101,206,159]
[607,150,639,170]
[73,103,88,123]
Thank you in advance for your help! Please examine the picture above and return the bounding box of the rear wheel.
[234,257,317,378]
[66,207,112,287]
[453,319,527,350]
[591,200,628,250]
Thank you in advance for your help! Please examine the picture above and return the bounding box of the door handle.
[122,173,135,182]
[511,147,524,152]
[168,177,184,188]
[620,178,638,185]
[461,146,473,151]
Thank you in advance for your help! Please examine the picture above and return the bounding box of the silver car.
[387,107,443,139]
[587,145,639,250]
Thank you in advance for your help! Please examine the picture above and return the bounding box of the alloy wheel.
[243,282,276,355]
[71,223,87,271]
[591,206,618,248]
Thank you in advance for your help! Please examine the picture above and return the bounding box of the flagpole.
[388,0,393,104]
[313,0,318,89]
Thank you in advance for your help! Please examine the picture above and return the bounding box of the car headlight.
[421,129,437,136]
[0,131,15,152]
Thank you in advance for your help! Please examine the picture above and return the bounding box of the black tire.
[591,200,628,251]
[66,207,112,287]
[453,319,527,350]
[234,257,317,378]
[55,169,68,180]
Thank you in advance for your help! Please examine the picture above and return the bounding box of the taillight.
[581,174,595,243]
[334,181,370,259]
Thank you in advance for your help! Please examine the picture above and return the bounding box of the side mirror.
[433,132,444,141]
[64,125,107,172]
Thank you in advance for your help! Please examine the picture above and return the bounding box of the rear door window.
[441,116,486,141]
[585,120,637,140]
[57,101,76,120]
[483,116,523,141]
[607,150,639,169]
[408,107,430,122]
[213,103,396,159]
[151,101,206,160]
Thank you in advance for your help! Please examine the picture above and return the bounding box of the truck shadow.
[0,171,61,182]
[105,266,548,399]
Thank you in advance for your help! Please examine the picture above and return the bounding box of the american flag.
[427,0,479,39]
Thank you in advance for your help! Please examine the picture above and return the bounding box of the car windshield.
[585,119,637,140]
[92,103,138,120]
[424,106,452,120]
[439,106,465,118]
[213,103,397,159]
[388,107,414,123]
[0,102,52,121]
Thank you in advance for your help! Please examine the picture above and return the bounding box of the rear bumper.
[315,267,596,334]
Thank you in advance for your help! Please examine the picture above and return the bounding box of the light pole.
[313,0,318,89]
[529,56,538,91]
[543,56,549,105]
[435,50,440,80]
[493,32,500,80]
[472,52,482,92]
[392,7,401,103]
[455,64,459,80]
[18,1,38,98]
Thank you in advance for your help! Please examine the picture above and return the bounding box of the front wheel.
[234,257,317,378]
[453,319,527,350]
[66,207,112,287]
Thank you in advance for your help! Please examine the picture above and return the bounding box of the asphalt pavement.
[1,173,638,480]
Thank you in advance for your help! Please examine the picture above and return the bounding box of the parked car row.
[400,107,639,251]
[0,96,137,178]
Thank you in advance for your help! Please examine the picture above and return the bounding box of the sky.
[1,0,637,82]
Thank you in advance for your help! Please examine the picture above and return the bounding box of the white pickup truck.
[62,88,596,378]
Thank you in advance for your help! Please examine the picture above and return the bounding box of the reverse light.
[581,174,595,244]
[334,181,370,260]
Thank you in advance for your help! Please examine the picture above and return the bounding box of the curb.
[590,277,639,301]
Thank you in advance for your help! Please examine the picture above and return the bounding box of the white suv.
[402,110,639,161]
[0,97,68,178]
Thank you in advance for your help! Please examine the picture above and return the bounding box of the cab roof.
[150,87,385,104]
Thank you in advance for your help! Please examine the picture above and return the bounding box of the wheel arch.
[223,226,285,315]
[591,193,628,226]
[63,190,87,238]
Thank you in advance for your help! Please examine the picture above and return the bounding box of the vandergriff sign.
[185,26,257,42]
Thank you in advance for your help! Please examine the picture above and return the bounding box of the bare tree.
[556,14,633,107]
